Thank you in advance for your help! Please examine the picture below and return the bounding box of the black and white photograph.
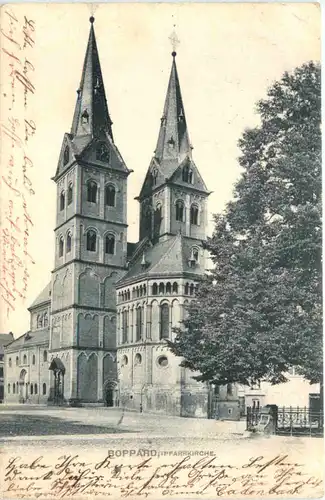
[0,3,322,498]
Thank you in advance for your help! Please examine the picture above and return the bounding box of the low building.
[4,285,51,404]
[0,333,14,402]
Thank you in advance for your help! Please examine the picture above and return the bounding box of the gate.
[247,405,324,437]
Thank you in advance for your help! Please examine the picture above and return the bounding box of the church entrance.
[49,358,65,405]
[104,380,118,407]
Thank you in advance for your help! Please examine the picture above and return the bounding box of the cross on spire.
[169,30,180,55]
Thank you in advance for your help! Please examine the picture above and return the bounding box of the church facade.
[3,17,220,417]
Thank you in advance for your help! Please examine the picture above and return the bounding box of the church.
[4,17,241,418]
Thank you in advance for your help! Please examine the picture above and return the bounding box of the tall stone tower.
[116,50,211,417]
[50,17,131,404]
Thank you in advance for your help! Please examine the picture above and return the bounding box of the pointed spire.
[154,51,192,164]
[71,17,113,140]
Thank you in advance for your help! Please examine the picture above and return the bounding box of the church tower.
[116,48,211,417]
[50,17,131,404]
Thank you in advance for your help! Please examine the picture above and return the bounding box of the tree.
[169,61,321,388]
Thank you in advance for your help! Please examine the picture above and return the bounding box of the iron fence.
[247,405,324,437]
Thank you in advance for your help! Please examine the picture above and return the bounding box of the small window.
[8,383,10,394]
[23,355,27,364]
[166,282,171,294]
[121,355,128,366]
[105,185,116,207]
[16,356,19,366]
[105,234,115,255]
[190,205,199,225]
[87,181,97,203]
[152,283,158,295]
[43,312,48,327]
[176,200,184,222]
[66,232,72,253]
[96,143,110,162]
[59,236,64,257]
[63,146,70,166]
[158,356,168,367]
[67,184,73,205]
[87,230,97,252]
[182,165,193,184]
[172,282,178,294]
[227,383,233,396]
[13,383,16,394]
[32,354,36,365]
[34,383,38,395]
[37,314,43,329]
[0,367,3,377]
[8,358,12,368]
[159,283,165,294]
[135,353,142,365]
[185,283,189,295]
[31,384,34,395]
[42,383,47,395]
[60,191,65,211]
[81,109,89,124]
[136,307,142,341]
[43,351,47,362]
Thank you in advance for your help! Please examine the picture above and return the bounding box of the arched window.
[67,184,73,205]
[23,355,27,364]
[86,230,97,252]
[66,232,72,253]
[31,384,34,395]
[32,354,35,365]
[172,282,178,294]
[152,283,158,295]
[135,353,142,365]
[63,146,69,166]
[42,383,47,395]
[159,283,165,295]
[43,312,48,327]
[60,191,65,211]
[166,282,171,294]
[227,383,233,396]
[182,165,193,184]
[127,290,130,300]
[16,356,19,366]
[43,351,47,362]
[87,180,97,203]
[105,234,115,255]
[185,283,189,295]
[105,185,116,207]
[8,383,10,394]
[81,108,89,124]
[176,200,184,222]
[152,169,158,186]
[190,283,195,295]
[160,303,170,339]
[190,205,199,225]
[34,383,38,395]
[13,383,16,394]
[8,358,12,368]
[122,310,128,344]
[153,203,162,241]
[136,307,142,341]
[59,236,64,257]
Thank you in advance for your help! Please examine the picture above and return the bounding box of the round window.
[135,353,142,365]
[121,355,128,366]
[158,356,168,367]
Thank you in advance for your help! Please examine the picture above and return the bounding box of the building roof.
[117,232,203,287]
[5,329,49,352]
[0,333,14,354]
[28,282,51,310]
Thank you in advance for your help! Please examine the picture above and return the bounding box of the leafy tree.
[169,62,321,389]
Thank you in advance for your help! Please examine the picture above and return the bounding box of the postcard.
[0,3,322,499]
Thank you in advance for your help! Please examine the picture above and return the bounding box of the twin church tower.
[8,17,212,417]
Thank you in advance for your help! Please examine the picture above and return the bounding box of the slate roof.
[117,233,203,287]
[5,329,49,352]
[0,333,14,354]
[28,282,51,309]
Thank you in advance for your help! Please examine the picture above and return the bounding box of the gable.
[138,158,166,200]
[169,158,209,194]
[54,134,79,179]
[78,133,129,174]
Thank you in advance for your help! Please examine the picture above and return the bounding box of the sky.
[0,2,320,337]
